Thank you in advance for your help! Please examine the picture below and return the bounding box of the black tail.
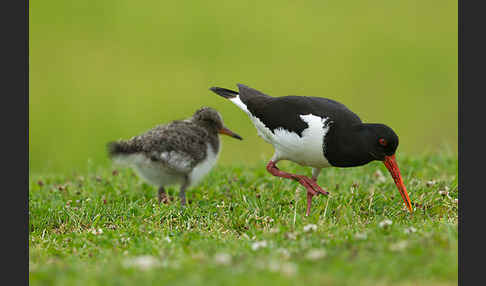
[209,87,238,99]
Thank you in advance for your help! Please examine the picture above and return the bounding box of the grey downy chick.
[107,107,242,205]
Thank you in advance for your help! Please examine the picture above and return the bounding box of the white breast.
[229,96,331,168]
[188,143,220,186]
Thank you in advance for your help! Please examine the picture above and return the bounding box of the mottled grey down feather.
[108,120,219,174]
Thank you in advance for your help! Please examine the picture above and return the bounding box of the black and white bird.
[107,107,242,205]
[210,84,412,216]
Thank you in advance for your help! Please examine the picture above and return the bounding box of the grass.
[29,150,457,286]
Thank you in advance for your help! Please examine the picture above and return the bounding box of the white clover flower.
[404,227,417,234]
[266,260,297,277]
[425,180,437,187]
[438,186,451,196]
[373,170,386,183]
[379,219,393,228]
[89,228,103,235]
[355,232,368,240]
[277,248,291,260]
[389,240,408,252]
[251,240,268,251]
[240,233,250,240]
[303,224,318,232]
[305,249,327,261]
[213,253,232,265]
[280,262,297,277]
[285,232,297,240]
[191,252,207,261]
[216,201,225,208]
[269,227,280,234]
[123,255,161,270]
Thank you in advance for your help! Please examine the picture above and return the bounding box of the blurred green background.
[29,0,457,175]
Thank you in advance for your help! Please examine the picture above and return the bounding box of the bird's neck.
[190,119,220,154]
[324,123,375,167]
[208,134,220,155]
[200,124,220,154]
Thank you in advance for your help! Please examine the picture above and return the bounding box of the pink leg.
[266,161,329,216]
[306,192,314,216]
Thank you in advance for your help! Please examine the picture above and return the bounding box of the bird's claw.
[295,175,329,196]
[306,178,329,196]
[158,194,174,205]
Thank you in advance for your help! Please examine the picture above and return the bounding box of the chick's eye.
[379,138,387,146]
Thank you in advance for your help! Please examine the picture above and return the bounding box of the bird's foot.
[265,161,328,216]
[293,175,329,196]
[292,175,329,217]
[158,193,174,205]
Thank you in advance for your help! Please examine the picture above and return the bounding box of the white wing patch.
[228,95,332,169]
[160,150,194,173]
[271,114,331,168]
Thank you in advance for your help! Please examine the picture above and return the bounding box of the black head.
[358,123,412,213]
[364,123,399,160]
[192,107,243,140]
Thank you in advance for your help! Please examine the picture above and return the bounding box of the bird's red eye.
[379,138,387,146]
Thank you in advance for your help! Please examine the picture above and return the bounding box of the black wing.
[238,84,362,136]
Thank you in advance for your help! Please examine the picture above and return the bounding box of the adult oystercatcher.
[107,107,242,205]
[210,84,412,216]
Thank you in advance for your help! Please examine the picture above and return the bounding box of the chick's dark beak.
[383,154,413,213]
[219,126,243,140]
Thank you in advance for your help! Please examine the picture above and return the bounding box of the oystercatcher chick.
[210,84,412,216]
[107,107,242,205]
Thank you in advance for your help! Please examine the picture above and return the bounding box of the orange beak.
[218,126,243,140]
[383,154,413,213]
